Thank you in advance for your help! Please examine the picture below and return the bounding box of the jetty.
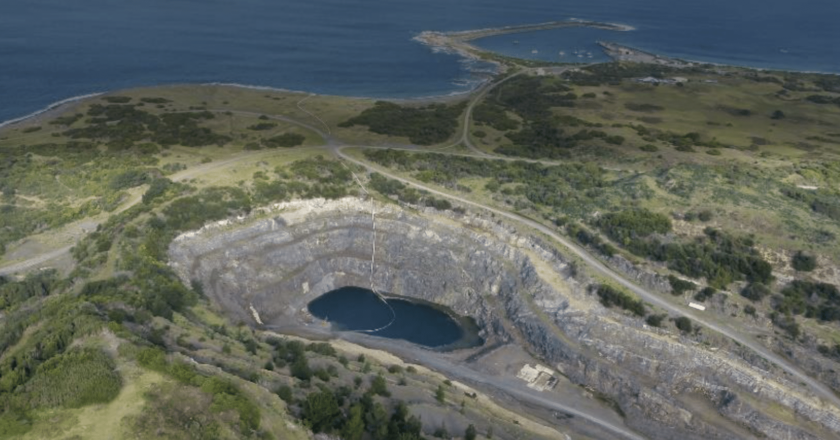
[414,20,634,67]
[441,20,633,43]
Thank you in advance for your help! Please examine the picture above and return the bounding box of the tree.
[465,424,478,440]
[341,404,365,440]
[674,317,693,333]
[365,402,390,440]
[435,384,446,403]
[371,373,390,397]
[290,355,312,381]
[741,283,770,302]
[302,389,340,433]
[771,110,786,120]
[791,251,817,272]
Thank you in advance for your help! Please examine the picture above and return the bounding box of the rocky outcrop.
[169,198,840,440]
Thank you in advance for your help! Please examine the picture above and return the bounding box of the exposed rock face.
[170,198,840,440]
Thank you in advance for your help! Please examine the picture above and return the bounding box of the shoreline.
[0,92,104,131]
[3,18,840,131]
[0,79,487,132]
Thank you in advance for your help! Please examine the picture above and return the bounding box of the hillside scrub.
[339,101,465,145]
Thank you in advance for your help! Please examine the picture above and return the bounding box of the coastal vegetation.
[338,101,466,145]
[2,56,840,438]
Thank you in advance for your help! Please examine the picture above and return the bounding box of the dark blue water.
[307,286,477,348]
[2,0,839,123]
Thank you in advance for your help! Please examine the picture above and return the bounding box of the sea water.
[2,0,839,123]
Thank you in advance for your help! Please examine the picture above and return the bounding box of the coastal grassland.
[470,68,840,165]
[0,88,336,266]
[356,137,840,345]
[82,85,413,146]
[459,65,840,272]
[0,141,541,438]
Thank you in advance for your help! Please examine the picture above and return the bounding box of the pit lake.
[307,286,482,349]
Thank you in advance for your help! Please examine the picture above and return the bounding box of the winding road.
[3,70,839,438]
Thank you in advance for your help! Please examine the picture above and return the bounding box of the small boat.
[513,40,519,44]
[531,49,539,54]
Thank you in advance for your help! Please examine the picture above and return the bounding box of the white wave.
[0,92,103,129]
[202,82,314,95]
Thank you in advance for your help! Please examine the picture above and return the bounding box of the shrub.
[465,424,478,440]
[302,389,341,433]
[694,287,716,302]
[264,133,305,148]
[791,251,817,272]
[22,347,122,409]
[306,342,337,357]
[339,101,465,145]
[247,122,277,131]
[370,374,390,397]
[435,384,446,403]
[741,282,770,302]
[110,169,149,190]
[668,275,697,295]
[625,102,664,113]
[291,356,312,381]
[104,96,132,103]
[646,314,665,327]
[597,209,672,246]
[674,317,693,333]
[595,285,645,316]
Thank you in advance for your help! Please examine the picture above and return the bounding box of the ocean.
[2,0,839,124]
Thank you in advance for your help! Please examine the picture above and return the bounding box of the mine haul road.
[3,68,840,436]
[336,144,840,411]
[334,65,840,410]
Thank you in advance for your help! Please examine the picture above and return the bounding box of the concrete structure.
[517,364,558,391]
[689,302,706,311]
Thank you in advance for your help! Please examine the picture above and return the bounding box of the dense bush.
[628,228,772,289]
[597,209,672,246]
[567,223,617,257]
[791,251,817,271]
[142,178,174,204]
[0,270,63,311]
[339,101,465,145]
[248,122,278,131]
[777,280,840,322]
[781,186,840,221]
[264,133,306,148]
[473,102,519,131]
[668,275,697,296]
[21,347,121,409]
[595,285,645,316]
[364,149,606,216]
[674,317,693,333]
[694,287,717,302]
[646,314,665,327]
[110,169,150,190]
[64,104,229,148]
[625,102,664,113]
[741,282,770,302]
